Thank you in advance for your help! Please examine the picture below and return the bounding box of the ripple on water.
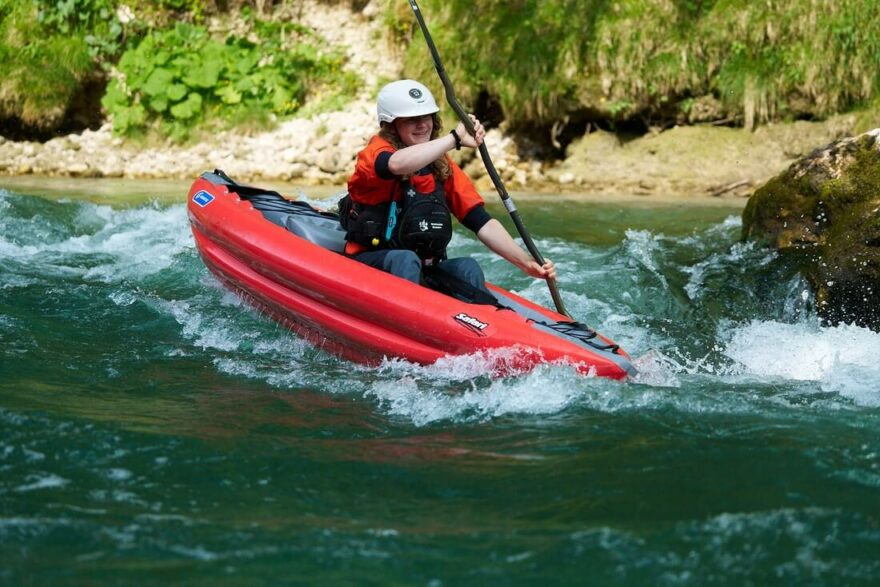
[560,508,880,584]
[14,473,70,493]
[2,195,880,584]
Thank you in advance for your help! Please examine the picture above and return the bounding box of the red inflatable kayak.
[187,171,636,379]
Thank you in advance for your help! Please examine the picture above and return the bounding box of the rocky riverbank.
[0,107,869,198]
[0,99,378,185]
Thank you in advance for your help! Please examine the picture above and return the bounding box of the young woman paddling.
[343,79,555,293]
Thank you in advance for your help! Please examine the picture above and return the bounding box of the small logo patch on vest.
[454,312,488,335]
[193,190,214,207]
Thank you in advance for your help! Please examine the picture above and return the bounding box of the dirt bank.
[535,114,866,199]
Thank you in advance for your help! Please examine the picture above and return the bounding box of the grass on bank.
[0,1,96,132]
[399,0,880,133]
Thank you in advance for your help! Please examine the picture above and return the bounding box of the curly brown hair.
[377,113,452,181]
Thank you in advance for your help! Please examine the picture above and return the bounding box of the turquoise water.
[1,181,879,585]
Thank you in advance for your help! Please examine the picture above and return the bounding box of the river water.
[1,178,878,585]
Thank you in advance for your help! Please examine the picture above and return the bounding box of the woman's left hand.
[455,114,485,148]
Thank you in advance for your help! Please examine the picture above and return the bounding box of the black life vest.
[392,177,453,258]
[340,174,453,259]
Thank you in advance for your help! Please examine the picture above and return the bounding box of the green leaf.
[183,60,221,89]
[271,86,293,113]
[170,92,203,119]
[150,95,169,113]
[235,52,260,75]
[154,50,171,66]
[216,84,242,105]
[166,83,187,101]
[101,80,128,108]
[142,67,174,97]
[234,77,255,94]
[113,103,146,134]
[117,50,137,70]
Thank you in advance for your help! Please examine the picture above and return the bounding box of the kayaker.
[343,79,555,292]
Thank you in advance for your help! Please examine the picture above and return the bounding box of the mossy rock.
[742,129,880,329]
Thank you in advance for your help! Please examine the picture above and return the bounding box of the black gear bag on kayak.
[338,193,389,248]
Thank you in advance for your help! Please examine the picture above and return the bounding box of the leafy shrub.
[102,20,358,142]
[34,0,124,61]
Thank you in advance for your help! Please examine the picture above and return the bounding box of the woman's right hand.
[455,114,485,148]
[522,259,556,281]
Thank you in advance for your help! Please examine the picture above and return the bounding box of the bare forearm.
[476,219,532,270]
[477,219,557,280]
[388,134,457,176]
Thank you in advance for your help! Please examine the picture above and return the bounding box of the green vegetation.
[0,0,117,133]
[35,0,124,60]
[402,0,880,131]
[102,18,358,142]
[2,0,879,142]
[0,1,359,141]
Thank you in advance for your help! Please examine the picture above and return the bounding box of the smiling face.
[393,114,434,146]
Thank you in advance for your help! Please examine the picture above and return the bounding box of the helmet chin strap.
[407,0,572,319]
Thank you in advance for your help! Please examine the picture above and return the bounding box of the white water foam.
[154,279,341,387]
[79,204,192,282]
[162,296,245,353]
[0,200,191,283]
[355,347,751,425]
[157,284,686,426]
[360,352,819,426]
[364,358,597,426]
[722,319,880,406]
[629,350,683,387]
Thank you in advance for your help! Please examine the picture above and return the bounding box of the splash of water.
[722,319,880,407]
[4,192,879,426]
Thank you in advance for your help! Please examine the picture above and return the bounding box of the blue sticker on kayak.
[192,190,214,207]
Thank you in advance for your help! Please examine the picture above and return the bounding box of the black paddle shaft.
[407,0,571,319]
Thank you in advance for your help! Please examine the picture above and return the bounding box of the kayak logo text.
[193,190,215,207]
[454,312,488,335]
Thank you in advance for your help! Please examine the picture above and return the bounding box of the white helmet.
[376,80,439,124]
